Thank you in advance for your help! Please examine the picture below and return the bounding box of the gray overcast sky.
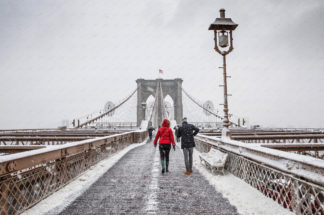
[0,0,323,129]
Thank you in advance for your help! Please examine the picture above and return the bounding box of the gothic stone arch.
[136,78,183,126]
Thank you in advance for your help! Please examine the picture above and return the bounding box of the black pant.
[159,144,171,163]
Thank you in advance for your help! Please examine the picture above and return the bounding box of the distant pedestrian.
[154,119,176,174]
[177,117,199,175]
[147,125,155,141]
[173,125,180,142]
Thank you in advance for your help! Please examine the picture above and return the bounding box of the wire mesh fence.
[195,137,324,215]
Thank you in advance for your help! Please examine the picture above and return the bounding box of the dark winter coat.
[173,126,178,136]
[154,119,176,146]
[148,126,155,136]
[177,122,199,149]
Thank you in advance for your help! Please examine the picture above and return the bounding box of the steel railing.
[195,134,324,215]
[0,130,147,215]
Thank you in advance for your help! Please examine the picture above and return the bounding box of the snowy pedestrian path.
[59,142,238,215]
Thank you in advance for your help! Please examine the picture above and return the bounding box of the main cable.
[180,84,239,127]
[75,85,140,128]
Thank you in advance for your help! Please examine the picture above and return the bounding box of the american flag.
[159,69,164,74]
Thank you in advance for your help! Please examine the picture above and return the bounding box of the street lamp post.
[209,9,238,137]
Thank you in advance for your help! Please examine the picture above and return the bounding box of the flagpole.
[158,69,164,79]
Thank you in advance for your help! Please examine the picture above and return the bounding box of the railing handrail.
[261,143,324,151]
[0,131,142,175]
[196,134,324,186]
[229,134,324,139]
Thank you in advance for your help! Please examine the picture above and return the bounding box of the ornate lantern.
[209,9,238,55]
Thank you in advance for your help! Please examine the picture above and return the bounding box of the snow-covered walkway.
[59,141,238,214]
[23,140,292,215]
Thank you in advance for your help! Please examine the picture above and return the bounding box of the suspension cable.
[159,82,168,119]
[180,85,240,127]
[75,85,140,128]
[148,83,160,124]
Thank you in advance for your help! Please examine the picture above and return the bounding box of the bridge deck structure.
[1,130,324,214]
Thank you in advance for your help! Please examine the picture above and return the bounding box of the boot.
[166,161,169,172]
[184,171,190,175]
[161,160,165,174]
[189,169,192,173]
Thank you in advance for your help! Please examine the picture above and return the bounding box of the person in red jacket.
[154,119,176,174]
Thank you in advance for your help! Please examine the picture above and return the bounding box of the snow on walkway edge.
[193,149,294,215]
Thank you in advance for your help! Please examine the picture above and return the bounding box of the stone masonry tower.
[136,78,183,127]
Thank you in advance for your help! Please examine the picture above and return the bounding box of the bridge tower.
[136,78,183,127]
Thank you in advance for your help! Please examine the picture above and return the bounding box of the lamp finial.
[220,9,225,18]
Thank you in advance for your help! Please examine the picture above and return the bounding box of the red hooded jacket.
[154,119,175,146]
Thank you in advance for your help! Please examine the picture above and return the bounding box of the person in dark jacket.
[147,125,155,141]
[177,117,199,175]
[154,119,176,174]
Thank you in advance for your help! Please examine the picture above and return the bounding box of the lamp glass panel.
[218,31,229,48]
